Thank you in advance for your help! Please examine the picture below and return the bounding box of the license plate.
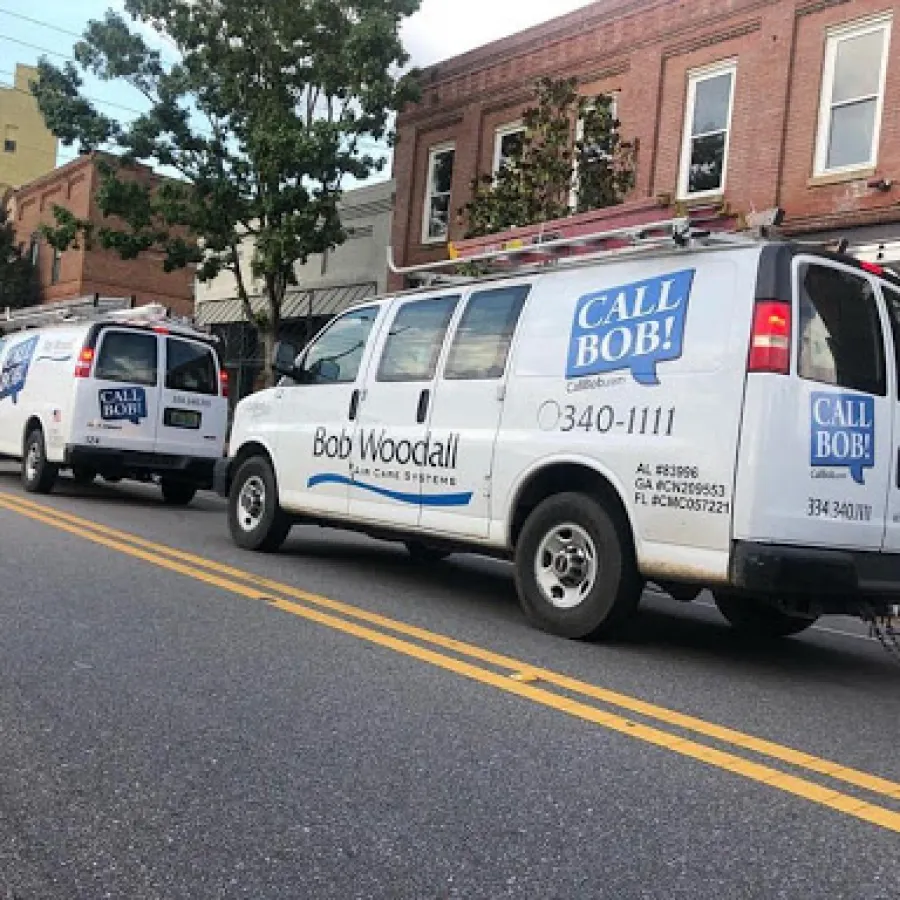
[164,408,201,429]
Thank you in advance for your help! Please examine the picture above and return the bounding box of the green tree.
[0,201,39,310]
[32,0,420,382]
[463,77,636,238]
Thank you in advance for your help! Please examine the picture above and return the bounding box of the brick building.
[9,153,194,316]
[392,0,900,279]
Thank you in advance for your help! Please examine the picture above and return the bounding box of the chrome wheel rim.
[25,440,41,483]
[534,522,598,610]
[237,475,266,533]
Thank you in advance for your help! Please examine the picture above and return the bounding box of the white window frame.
[421,141,455,246]
[492,122,526,176]
[677,59,737,201]
[570,94,619,210]
[814,15,893,177]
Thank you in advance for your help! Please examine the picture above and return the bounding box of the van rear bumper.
[730,541,900,602]
[64,445,217,489]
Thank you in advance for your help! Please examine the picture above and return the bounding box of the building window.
[3,139,15,154]
[493,123,526,175]
[815,16,892,176]
[570,95,619,210]
[29,235,40,268]
[422,143,455,244]
[3,125,16,154]
[678,61,737,199]
[51,247,62,285]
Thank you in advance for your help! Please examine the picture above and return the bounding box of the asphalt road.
[0,462,898,899]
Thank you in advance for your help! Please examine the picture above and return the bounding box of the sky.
[0,0,599,172]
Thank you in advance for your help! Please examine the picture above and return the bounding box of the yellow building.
[0,64,57,194]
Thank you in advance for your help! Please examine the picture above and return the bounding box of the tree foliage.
[463,77,636,238]
[0,202,39,310]
[32,0,420,376]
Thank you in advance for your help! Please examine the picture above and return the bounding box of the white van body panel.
[223,238,900,616]
[0,327,86,462]
[0,318,228,489]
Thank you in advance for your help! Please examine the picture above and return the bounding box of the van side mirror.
[309,358,340,383]
[272,341,298,378]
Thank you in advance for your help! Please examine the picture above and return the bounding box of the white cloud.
[401,0,598,68]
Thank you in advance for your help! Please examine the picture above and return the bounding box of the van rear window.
[798,264,886,397]
[166,338,217,395]
[95,331,158,386]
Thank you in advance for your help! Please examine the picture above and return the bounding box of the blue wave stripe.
[308,473,473,508]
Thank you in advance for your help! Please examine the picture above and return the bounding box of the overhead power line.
[0,7,82,39]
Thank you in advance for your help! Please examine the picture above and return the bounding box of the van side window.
[297,306,378,385]
[95,331,158,387]
[881,286,900,396]
[166,339,217,395]
[377,296,458,383]
[797,265,886,397]
[444,285,529,380]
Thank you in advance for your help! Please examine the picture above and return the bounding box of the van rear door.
[874,282,900,552]
[156,336,228,460]
[733,256,892,551]
[75,327,161,456]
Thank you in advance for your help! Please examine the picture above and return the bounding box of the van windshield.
[797,264,886,397]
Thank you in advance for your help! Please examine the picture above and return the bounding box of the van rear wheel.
[228,456,292,553]
[160,480,197,507]
[515,492,641,639]
[713,592,818,638]
[22,428,58,494]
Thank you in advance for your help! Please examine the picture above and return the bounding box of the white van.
[0,305,229,505]
[215,222,900,640]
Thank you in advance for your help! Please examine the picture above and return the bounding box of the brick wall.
[12,154,195,316]
[393,0,900,281]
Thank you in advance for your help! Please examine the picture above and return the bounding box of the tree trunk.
[257,322,277,389]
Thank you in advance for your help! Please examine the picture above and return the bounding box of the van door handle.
[416,389,430,424]
[348,389,360,422]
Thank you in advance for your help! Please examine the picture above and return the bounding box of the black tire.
[71,466,97,485]
[21,428,58,494]
[405,541,451,564]
[713,592,818,638]
[160,480,197,507]
[515,492,641,639]
[228,456,292,552]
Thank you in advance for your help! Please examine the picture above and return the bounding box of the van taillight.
[220,368,229,398]
[74,347,95,378]
[748,300,791,375]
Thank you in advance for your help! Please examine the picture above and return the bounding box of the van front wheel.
[713,592,818,638]
[22,429,58,494]
[515,492,641,639]
[228,457,292,553]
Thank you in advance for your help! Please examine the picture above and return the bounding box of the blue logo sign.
[99,387,148,425]
[0,336,39,404]
[566,269,695,386]
[811,392,875,485]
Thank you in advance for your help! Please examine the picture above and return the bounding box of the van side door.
[157,336,228,460]
[345,294,459,528]
[420,284,530,538]
[275,305,382,516]
[76,327,161,456]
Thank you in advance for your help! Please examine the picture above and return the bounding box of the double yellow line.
[1,489,899,833]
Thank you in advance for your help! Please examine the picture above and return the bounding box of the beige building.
[0,64,57,194]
